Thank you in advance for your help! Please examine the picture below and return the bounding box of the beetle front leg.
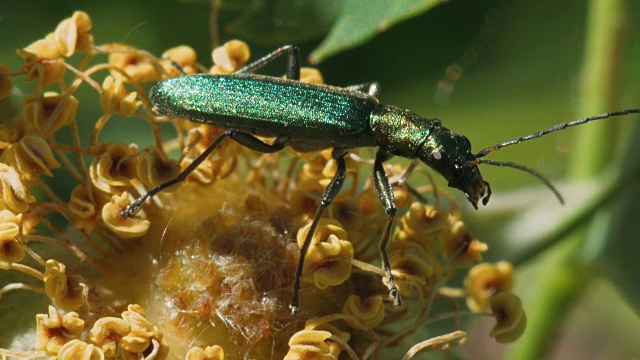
[290,148,348,315]
[236,45,301,80]
[372,149,402,306]
[121,130,288,217]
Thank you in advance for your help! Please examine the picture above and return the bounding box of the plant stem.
[505,0,627,359]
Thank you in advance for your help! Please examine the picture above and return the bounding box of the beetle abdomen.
[151,73,379,151]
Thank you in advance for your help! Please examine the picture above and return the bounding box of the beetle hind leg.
[121,130,288,217]
[236,45,301,80]
[290,148,348,315]
[346,82,381,98]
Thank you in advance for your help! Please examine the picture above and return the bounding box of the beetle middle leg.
[290,147,348,315]
[121,130,289,216]
[372,148,402,306]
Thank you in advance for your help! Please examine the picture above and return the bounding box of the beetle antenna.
[474,108,640,159]
[475,159,564,204]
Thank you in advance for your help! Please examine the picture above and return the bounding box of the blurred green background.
[1,0,639,359]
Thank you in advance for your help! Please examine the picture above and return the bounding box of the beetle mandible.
[121,45,640,314]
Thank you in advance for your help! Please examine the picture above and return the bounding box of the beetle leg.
[290,148,348,315]
[236,45,301,80]
[392,159,431,204]
[372,149,402,306]
[345,82,381,98]
[121,130,287,217]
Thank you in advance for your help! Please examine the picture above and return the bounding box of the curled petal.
[299,150,332,183]
[464,261,514,312]
[102,192,150,238]
[490,292,527,343]
[210,40,250,73]
[35,305,85,354]
[0,163,35,213]
[300,67,324,84]
[121,304,157,353]
[0,210,24,269]
[53,11,94,57]
[161,45,198,76]
[186,346,225,360]
[285,329,343,360]
[1,136,61,183]
[89,143,137,194]
[396,203,447,251]
[297,219,353,290]
[385,241,434,296]
[100,76,141,116]
[18,39,66,87]
[68,182,109,232]
[136,148,180,190]
[108,44,160,83]
[342,295,385,329]
[440,220,487,268]
[89,317,130,358]
[22,92,78,138]
[58,340,104,360]
[43,259,85,311]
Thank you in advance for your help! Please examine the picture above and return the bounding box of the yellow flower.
[464,261,514,312]
[285,326,350,360]
[50,11,94,57]
[67,181,109,232]
[490,292,527,343]
[89,317,130,358]
[210,40,250,74]
[57,340,104,360]
[297,218,354,290]
[300,67,324,84]
[1,135,61,182]
[89,142,137,194]
[0,210,24,269]
[35,306,85,354]
[342,295,385,329]
[100,76,141,116]
[385,241,435,297]
[22,91,78,139]
[0,12,530,358]
[0,163,35,213]
[135,148,180,190]
[161,45,198,77]
[18,38,66,88]
[108,44,161,83]
[440,219,488,268]
[102,192,151,238]
[186,346,225,360]
[43,259,86,311]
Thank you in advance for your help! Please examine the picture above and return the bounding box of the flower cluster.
[0,11,526,359]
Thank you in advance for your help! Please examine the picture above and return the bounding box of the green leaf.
[309,0,443,63]
[224,0,343,45]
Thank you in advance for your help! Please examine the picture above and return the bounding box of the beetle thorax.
[369,105,439,159]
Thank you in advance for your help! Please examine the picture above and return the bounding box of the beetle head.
[418,126,491,209]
